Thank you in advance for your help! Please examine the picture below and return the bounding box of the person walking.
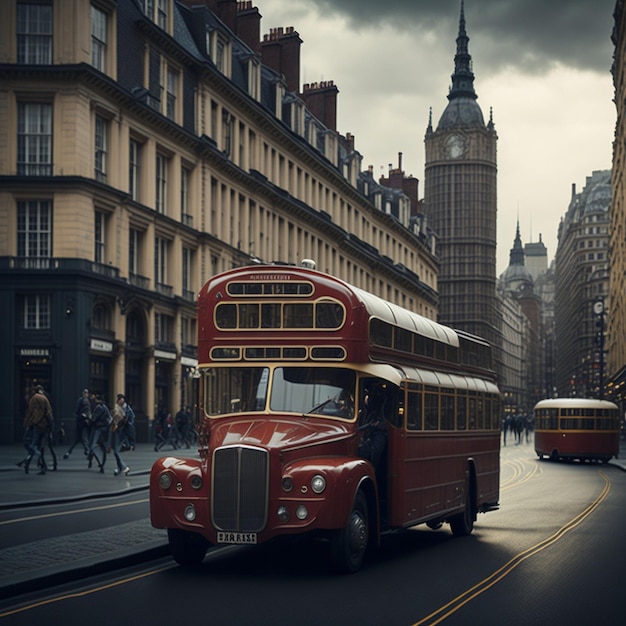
[174,405,192,448]
[119,393,136,452]
[112,394,133,476]
[154,403,176,451]
[20,385,54,475]
[63,388,92,459]
[87,394,111,473]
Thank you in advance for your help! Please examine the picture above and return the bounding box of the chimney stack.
[301,81,339,131]
[261,26,302,93]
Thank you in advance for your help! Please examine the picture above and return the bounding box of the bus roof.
[361,363,499,394]
[351,286,459,347]
[533,398,619,410]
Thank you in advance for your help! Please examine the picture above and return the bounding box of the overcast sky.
[253,0,617,274]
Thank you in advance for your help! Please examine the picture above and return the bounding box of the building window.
[157,0,168,30]
[17,3,52,64]
[141,0,167,29]
[223,110,233,157]
[129,139,141,201]
[94,115,107,182]
[181,166,191,224]
[91,5,107,72]
[95,211,106,263]
[247,57,260,100]
[182,246,194,299]
[92,303,111,330]
[166,65,178,120]
[21,294,51,329]
[155,236,168,285]
[17,102,52,176]
[141,0,154,19]
[155,153,168,214]
[17,200,51,265]
[181,316,196,347]
[155,312,173,343]
[129,228,140,275]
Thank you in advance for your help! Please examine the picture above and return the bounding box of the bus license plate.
[217,531,258,545]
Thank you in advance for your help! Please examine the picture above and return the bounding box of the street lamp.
[593,298,605,399]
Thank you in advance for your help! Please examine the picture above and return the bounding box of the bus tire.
[168,528,209,566]
[330,490,369,574]
[450,481,475,537]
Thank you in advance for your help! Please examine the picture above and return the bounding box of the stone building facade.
[609,0,626,407]
[0,0,438,443]
[554,171,611,398]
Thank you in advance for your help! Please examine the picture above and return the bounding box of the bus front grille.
[212,446,268,532]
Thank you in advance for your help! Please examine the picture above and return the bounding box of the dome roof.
[437,97,485,131]
[500,263,534,287]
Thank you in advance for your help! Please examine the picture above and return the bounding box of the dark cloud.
[306,0,615,74]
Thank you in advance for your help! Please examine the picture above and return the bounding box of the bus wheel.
[550,450,559,462]
[168,528,209,566]
[330,490,369,574]
[450,489,474,537]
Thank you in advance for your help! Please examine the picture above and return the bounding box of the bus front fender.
[280,456,378,529]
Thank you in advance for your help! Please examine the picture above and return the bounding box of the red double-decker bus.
[534,398,620,463]
[150,264,501,573]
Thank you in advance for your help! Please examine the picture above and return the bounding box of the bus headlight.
[159,473,173,490]
[184,504,197,521]
[311,474,326,494]
[277,505,290,522]
[191,475,203,490]
[281,476,294,492]
[296,505,308,520]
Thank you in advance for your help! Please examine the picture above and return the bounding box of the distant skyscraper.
[423,1,501,368]
[524,235,548,282]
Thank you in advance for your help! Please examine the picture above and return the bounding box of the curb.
[0,541,170,601]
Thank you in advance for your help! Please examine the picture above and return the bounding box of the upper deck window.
[226,281,313,296]
[215,299,345,330]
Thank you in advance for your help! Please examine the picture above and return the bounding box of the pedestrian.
[87,394,111,473]
[19,385,54,475]
[40,423,59,472]
[120,394,136,452]
[112,394,133,476]
[154,403,176,451]
[174,405,192,448]
[63,388,92,459]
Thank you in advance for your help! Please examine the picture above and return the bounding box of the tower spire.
[510,220,525,266]
[448,0,477,101]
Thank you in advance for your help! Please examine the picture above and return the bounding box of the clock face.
[593,300,604,315]
[445,134,465,159]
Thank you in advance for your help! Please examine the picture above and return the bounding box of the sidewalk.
[1,437,625,601]
[0,441,195,600]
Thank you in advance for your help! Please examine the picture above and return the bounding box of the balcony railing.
[1,257,120,279]
[182,288,196,302]
[155,282,173,297]
[129,272,150,289]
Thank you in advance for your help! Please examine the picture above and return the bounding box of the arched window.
[92,302,111,330]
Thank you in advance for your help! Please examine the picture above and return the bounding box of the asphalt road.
[1,441,624,625]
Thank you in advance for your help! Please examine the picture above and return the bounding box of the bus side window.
[406,388,422,430]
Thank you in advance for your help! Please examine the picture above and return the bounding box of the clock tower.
[423,0,502,370]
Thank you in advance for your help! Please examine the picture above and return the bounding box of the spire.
[509,220,525,267]
[448,0,477,102]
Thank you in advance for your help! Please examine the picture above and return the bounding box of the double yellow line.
[412,471,611,625]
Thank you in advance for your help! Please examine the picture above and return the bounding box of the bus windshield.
[204,366,356,420]
[270,367,355,419]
